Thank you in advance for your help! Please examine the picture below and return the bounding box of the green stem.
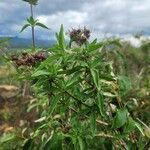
[30,4,35,51]
[31,26,35,51]
[65,91,91,108]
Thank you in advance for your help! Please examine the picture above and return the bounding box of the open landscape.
[0,0,150,149]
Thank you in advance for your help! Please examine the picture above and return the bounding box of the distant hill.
[1,37,55,48]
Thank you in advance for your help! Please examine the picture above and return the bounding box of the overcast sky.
[0,0,150,40]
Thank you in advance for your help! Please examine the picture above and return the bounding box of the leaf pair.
[20,16,49,32]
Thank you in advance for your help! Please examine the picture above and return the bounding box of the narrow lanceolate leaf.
[135,122,145,136]
[78,136,85,150]
[97,92,105,117]
[112,108,128,129]
[58,24,66,50]
[65,76,79,90]
[36,22,49,29]
[90,69,100,91]
[28,16,37,25]
[90,113,96,135]
[0,133,16,143]
[20,24,30,32]
[49,96,60,116]
[32,70,50,77]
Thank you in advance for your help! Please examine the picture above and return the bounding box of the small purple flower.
[69,27,91,46]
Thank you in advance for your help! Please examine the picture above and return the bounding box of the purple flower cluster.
[69,27,90,46]
[11,51,47,67]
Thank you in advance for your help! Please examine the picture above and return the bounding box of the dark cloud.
[0,0,150,39]
[37,0,89,15]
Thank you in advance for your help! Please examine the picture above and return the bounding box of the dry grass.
[0,65,16,77]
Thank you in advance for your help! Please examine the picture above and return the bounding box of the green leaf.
[0,133,16,144]
[66,77,79,90]
[90,59,101,68]
[87,42,102,52]
[78,137,85,150]
[112,108,128,128]
[27,16,37,26]
[90,69,100,91]
[56,24,66,50]
[135,122,145,136]
[90,113,96,136]
[36,22,49,29]
[43,133,62,150]
[20,24,30,32]
[32,70,50,77]
[91,39,97,44]
[65,66,83,75]
[97,92,105,117]
[49,96,60,116]
[136,118,150,138]
[124,117,136,134]
[23,139,34,150]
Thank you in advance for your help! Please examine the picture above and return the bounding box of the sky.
[0,0,150,40]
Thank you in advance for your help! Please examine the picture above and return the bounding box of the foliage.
[8,26,150,149]
[20,17,49,33]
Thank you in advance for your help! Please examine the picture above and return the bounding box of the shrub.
[13,25,148,149]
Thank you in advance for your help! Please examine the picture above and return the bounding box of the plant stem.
[95,132,114,138]
[30,4,35,51]
[30,4,33,17]
[32,26,35,51]
[65,91,91,108]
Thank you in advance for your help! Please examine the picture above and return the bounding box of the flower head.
[69,27,91,46]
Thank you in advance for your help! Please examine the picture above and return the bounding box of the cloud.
[37,11,87,30]
[83,0,150,38]
[0,0,150,39]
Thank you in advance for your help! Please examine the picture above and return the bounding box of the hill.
[0,37,55,48]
